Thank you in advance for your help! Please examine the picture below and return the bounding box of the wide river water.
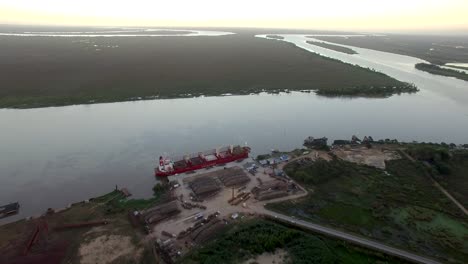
[1,33,468,224]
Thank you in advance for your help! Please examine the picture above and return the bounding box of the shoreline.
[3,137,466,226]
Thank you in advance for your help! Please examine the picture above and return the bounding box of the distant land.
[446,64,468,71]
[306,39,357,54]
[315,34,468,65]
[0,31,415,108]
[265,35,284,40]
[416,63,468,81]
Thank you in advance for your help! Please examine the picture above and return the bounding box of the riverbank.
[0,34,412,108]
[314,34,468,65]
[1,139,467,263]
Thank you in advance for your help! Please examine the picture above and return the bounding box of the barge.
[0,202,20,219]
[155,145,250,177]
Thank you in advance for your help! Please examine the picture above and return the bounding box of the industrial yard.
[149,159,305,262]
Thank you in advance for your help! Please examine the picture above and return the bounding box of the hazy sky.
[1,0,467,32]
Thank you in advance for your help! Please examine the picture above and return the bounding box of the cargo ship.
[155,145,250,177]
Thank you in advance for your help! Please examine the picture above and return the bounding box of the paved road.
[261,210,442,264]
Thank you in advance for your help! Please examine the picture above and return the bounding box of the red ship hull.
[155,146,250,177]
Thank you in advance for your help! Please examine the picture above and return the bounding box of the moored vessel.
[155,145,250,177]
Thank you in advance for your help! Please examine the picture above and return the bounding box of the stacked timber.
[142,201,180,224]
[189,176,220,199]
[217,167,250,187]
[252,180,288,201]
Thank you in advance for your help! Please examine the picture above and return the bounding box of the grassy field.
[405,143,468,208]
[267,153,468,263]
[315,35,468,65]
[415,63,468,81]
[306,40,357,54]
[179,219,408,264]
[0,33,412,108]
[439,151,468,207]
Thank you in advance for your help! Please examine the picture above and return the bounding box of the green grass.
[179,219,407,264]
[440,151,468,207]
[267,155,468,263]
[103,184,170,214]
[318,204,377,227]
[405,143,468,208]
[415,63,468,81]
[306,40,357,54]
[0,34,414,108]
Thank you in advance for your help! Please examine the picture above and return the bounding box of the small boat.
[0,202,20,219]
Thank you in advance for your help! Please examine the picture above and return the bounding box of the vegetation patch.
[179,219,407,264]
[415,63,468,81]
[405,143,468,208]
[315,83,418,97]
[267,154,468,263]
[103,184,170,214]
[0,34,414,108]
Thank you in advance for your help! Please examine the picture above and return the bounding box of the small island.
[265,35,284,40]
[306,40,357,55]
[445,64,468,71]
[415,63,468,81]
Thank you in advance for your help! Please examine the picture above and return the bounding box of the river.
[1,33,468,224]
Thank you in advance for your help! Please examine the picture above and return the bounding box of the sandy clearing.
[332,146,400,169]
[243,248,288,264]
[79,235,135,264]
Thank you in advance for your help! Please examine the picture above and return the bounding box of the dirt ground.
[79,234,136,264]
[243,249,288,264]
[332,145,400,169]
[278,150,332,170]
[153,160,280,236]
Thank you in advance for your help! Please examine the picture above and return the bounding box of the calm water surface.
[1,33,468,224]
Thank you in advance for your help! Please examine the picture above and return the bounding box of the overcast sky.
[0,0,467,32]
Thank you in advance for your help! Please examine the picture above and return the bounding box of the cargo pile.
[217,167,250,187]
[142,201,181,224]
[252,180,288,201]
[188,176,221,199]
